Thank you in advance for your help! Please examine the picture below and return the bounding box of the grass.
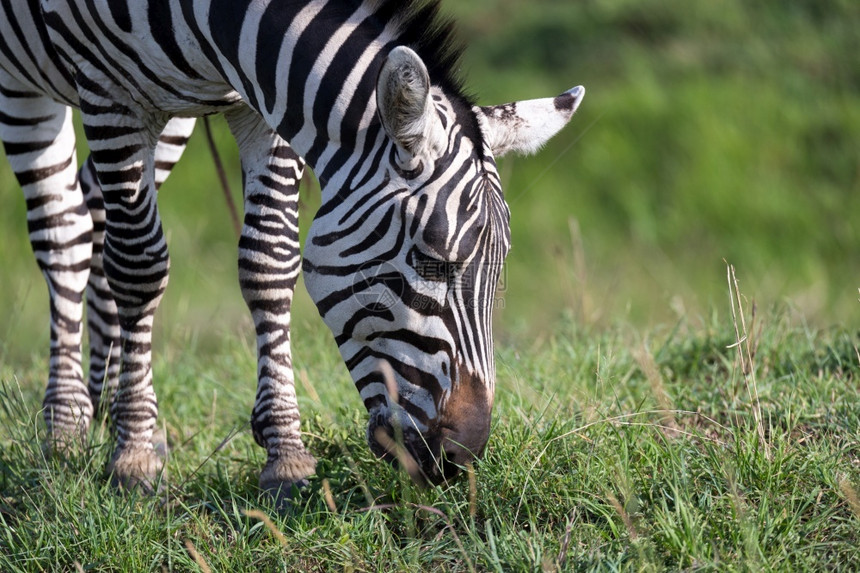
[2,285,859,570]
[450,0,860,327]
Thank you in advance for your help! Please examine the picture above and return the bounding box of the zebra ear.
[377,46,445,162]
[478,86,585,157]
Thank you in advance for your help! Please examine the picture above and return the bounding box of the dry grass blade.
[322,478,337,514]
[298,369,375,508]
[298,368,321,403]
[202,115,241,237]
[243,509,287,546]
[378,359,398,404]
[556,509,578,569]
[373,426,423,484]
[607,493,638,540]
[175,422,248,492]
[634,344,679,437]
[373,358,429,485]
[509,112,604,205]
[567,217,595,324]
[466,462,477,520]
[184,539,212,573]
[838,477,860,518]
[726,262,770,460]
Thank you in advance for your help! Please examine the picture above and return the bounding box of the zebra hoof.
[107,446,166,494]
[258,450,317,510]
[262,479,310,513]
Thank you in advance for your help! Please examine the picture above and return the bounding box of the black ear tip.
[553,86,585,113]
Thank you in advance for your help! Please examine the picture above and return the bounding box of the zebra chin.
[365,368,492,486]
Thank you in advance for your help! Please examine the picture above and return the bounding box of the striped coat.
[0,0,583,494]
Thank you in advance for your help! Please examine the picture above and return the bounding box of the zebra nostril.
[441,438,482,477]
[439,448,468,480]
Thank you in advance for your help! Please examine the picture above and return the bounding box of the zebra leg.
[78,157,119,416]
[0,73,94,448]
[81,117,196,417]
[78,100,171,492]
[226,108,316,497]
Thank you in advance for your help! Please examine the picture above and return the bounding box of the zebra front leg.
[227,109,316,499]
[0,76,93,448]
[80,103,171,492]
[81,117,196,417]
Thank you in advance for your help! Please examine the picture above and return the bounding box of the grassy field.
[1,298,859,570]
[1,0,859,570]
[1,0,857,354]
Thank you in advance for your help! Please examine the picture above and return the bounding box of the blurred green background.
[1,0,858,363]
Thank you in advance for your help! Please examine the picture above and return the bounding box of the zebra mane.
[366,0,485,156]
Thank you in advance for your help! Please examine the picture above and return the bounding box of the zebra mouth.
[363,358,492,485]
[366,410,482,486]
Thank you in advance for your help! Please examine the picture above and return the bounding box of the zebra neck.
[197,0,394,171]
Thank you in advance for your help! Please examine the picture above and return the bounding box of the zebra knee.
[101,241,170,328]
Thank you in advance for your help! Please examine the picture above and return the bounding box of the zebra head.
[303,47,583,484]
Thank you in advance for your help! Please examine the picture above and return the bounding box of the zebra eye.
[408,247,460,283]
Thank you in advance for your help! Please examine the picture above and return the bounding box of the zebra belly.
[0,3,79,105]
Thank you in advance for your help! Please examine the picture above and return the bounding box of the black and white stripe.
[2,0,583,491]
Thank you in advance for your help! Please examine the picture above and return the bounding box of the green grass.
[2,300,859,571]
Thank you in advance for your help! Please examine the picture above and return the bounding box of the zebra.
[1,0,584,494]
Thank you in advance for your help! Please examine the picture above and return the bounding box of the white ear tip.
[388,45,419,64]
